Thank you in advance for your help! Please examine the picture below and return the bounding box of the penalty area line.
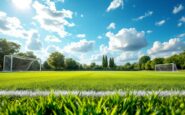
[0,90,185,96]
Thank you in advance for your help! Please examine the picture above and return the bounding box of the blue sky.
[0,0,185,64]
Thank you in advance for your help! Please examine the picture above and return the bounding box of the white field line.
[0,90,185,96]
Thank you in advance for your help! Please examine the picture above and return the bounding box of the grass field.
[0,71,185,91]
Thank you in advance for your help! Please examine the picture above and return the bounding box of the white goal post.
[3,55,42,72]
[155,63,177,72]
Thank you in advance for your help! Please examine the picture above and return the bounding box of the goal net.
[3,55,41,72]
[155,63,177,72]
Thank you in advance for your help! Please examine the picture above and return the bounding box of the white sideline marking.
[0,90,185,96]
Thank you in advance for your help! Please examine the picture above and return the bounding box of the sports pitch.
[0,71,185,91]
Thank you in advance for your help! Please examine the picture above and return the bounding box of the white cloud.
[107,22,116,30]
[180,16,185,22]
[46,45,61,53]
[116,51,142,62]
[177,16,185,27]
[100,44,109,55]
[106,28,147,51]
[155,19,166,26]
[32,1,74,38]
[148,38,185,56]
[90,54,102,63]
[177,33,185,38]
[80,14,84,18]
[0,11,29,39]
[64,39,95,53]
[177,22,182,27]
[146,30,152,34]
[106,0,123,12]
[26,31,42,51]
[12,0,32,10]
[97,35,102,39]
[134,11,153,21]
[45,35,61,42]
[173,4,184,14]
[76,34,86,38]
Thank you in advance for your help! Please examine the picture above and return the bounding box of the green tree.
[102,55,108,68]
[43,61,52,70]
[133,63,140,70]
[65,58,79,70]
[139,56,151,70]
[109,57,115,68]
[151,58,164,69]
[17,51,37,59]
[123,62,132,70]
[178,51,185,69]
[145,61,152,70]
[90,62,96,69]
[0,39,20,70]
[47,52,65,70]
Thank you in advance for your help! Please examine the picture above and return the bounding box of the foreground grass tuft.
[0,93,184,114]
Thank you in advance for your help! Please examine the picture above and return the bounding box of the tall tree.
[139,56,151,69]
[102,55,104,68]
[0,39,20,70]
[105,55,108,68]
[109,57,115,68]
[102,55,108,68]
[47,52,65,70]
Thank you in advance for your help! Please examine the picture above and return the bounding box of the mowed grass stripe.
[0,71,185,91]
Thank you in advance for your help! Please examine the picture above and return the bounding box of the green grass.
[0,94,184,114]
[0,71,185,91]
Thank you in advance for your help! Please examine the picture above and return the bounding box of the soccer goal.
[3,55,42,72]
[155,63,177,72]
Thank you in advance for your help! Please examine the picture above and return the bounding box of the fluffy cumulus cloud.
[76,34,86,38]
[134,11,153,21]
[106,0,123,12]
[0,11,29,39]
[148,38,185,56]
[155,19,166,26]
[116,51,143,63]
[107,22,116,30]
[64,39,95,53]
[45,35,61,42]
[32,1,74,38]
[106,28,147,51]
[172,4,184,14]
[26,31,42,51]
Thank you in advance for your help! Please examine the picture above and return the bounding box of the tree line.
[0,39,185,71]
